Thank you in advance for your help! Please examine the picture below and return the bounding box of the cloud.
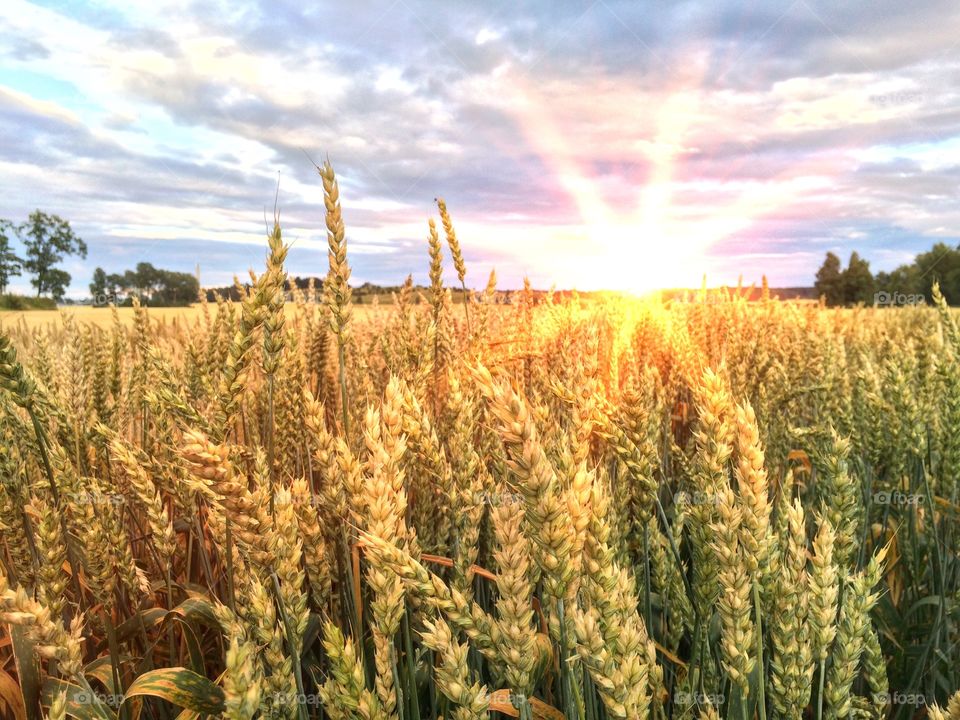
[4,36,49,61]
[0,0,958,294]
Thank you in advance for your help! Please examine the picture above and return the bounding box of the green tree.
[152,269,199,305]
[914,243,960,304]
[135,262,161,297]
[0,220,23,293]
[19,210,87,300]
[842,251,875,305]
[875,265,921,302]
[106,263,198,306]
[89,267,109,305]
[824,242,960,307]
[106,272,124,296]
[815,251,844,306]
[42,269,73,302]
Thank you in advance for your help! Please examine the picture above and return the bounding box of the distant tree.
[135,262,161,297]
[19,210,87,300]
[113,262,164,302]
[815,252,844,306]
[106,272,124,296]
[823,242,960,307]
[914,243,960,304]
[842,251,875,305]
[90,267,107,302]
[152,269,199,305]
[875,265,921,302]
[0,220,23,293]
[41,269,73,302]
[104,262,199,306]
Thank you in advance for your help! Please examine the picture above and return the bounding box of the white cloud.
[474,28,502,45]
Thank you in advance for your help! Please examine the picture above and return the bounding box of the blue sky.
[1,0,958,294]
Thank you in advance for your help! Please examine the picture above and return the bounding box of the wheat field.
[2,163,960,720]
[0,304,390,333]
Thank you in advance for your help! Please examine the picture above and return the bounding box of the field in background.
[0,305,203,331]
[0,303,388,331]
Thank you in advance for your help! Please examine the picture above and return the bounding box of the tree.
[875,265,921,302]
[134,262,161,298]
[814,252,844,306]
[914,243,960,304]
[42,268,73,302]
[89,267,108,304]
[114,262,160,302]
[842,251,875,305]
[19,210,87,300]
[106,273,124,296]
[152,269,199,305]
[103,263,199,306]
[822,242,960,307]
[0,220,23,293]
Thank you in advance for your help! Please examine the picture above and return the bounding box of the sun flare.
[496,59,844,292]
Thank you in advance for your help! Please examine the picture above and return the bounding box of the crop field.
[2,167,960,720]
[0,306,207,333]
[0,304,387,333]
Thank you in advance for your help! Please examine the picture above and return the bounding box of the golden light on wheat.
[0,161,957,720]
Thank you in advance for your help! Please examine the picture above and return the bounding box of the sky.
[1,0,958,294]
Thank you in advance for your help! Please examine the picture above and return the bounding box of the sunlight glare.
[498,55,834,292]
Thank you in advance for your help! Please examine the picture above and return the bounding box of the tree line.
[202,278,427,304]
[814,242,960,306]
[0,210,87,299]
[4,209,956,309]
[90,263,199,307]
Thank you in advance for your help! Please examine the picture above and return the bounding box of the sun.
[583,223,678,294]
